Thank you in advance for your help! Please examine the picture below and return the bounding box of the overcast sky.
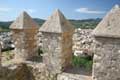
[0,0,120,21]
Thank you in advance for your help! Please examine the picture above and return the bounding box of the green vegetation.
[38,48,43,56]
[72,56,93,70]
[0,18,45,32]
[0,18,101,31]
[33,18,45,26]
[2,50,14,61]
[0,21,12,32]
[70,18,101,29]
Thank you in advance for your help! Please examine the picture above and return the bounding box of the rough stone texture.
[92,5,120,38]
[10,11,40,29]
[0,62,57,80]
[38,28,95,57]
[92,5,120,80]
[10,63,35,80]
[40,9,75,33]
[0,64,34,80]
[0,9,95,80]
[1,61,91,80]
[93,38,120,80]
[41,32,73,74]
[10,11,39,61]
[39,9,75,74]
[0,67,10,80]
[0,60,92,80]
[57,66,92,80]
[57,72,91,80]
[27,62,57,80]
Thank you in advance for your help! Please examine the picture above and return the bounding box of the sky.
[0,0,120,21]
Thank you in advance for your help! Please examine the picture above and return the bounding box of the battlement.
[0,4,120,80]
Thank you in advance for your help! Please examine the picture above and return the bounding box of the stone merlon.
[92,4,120,38]
[9,11,39,61]
[39,9,75,33]
[10,11,39,30]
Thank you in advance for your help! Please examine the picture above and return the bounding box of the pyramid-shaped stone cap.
[92,5,120,38]
[10,11,39,29]
[39,9,75,33]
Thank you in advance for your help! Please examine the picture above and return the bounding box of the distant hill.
[0,21,12,31]
[0,18,101,32]
[70,18,101,29]
[33,18,45,26]
[0,18,45,32]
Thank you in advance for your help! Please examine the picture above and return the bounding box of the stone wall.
[93,37,120,80]
[61,32,73,69]
[0,9,94,80]
[57,72,91,80]
[11,29,38,61]
[92,5,120,80]
[41,32,73,74]
[0,61,92,80]
[1,5,120,80]
[10,11,39,61]
[41,33,62,74]
[40,9,74,75]
[39,29,95,57]
[0,62,57,80]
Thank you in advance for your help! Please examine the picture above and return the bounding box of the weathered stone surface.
[10,11,39,29]
[93,38,120,80]
[92,5,120,80]
[0,67,10,80]
[40,9,75,74]
[27,62,57,80]
[10,11,39,61]
[2,61,92,80]
[39,28,95,57]
[93,4,120,38]
[57,72,92,80]
[0,62,57,80]
[10,63,35,80]
[40,9,74,33]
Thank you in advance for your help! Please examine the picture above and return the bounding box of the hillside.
[0,18,101,31]
[70,18,101,29]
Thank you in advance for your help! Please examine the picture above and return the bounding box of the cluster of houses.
[0,32,14,51]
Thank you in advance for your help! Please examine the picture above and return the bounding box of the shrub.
[72,56,93,70]
[38,48,43,56]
